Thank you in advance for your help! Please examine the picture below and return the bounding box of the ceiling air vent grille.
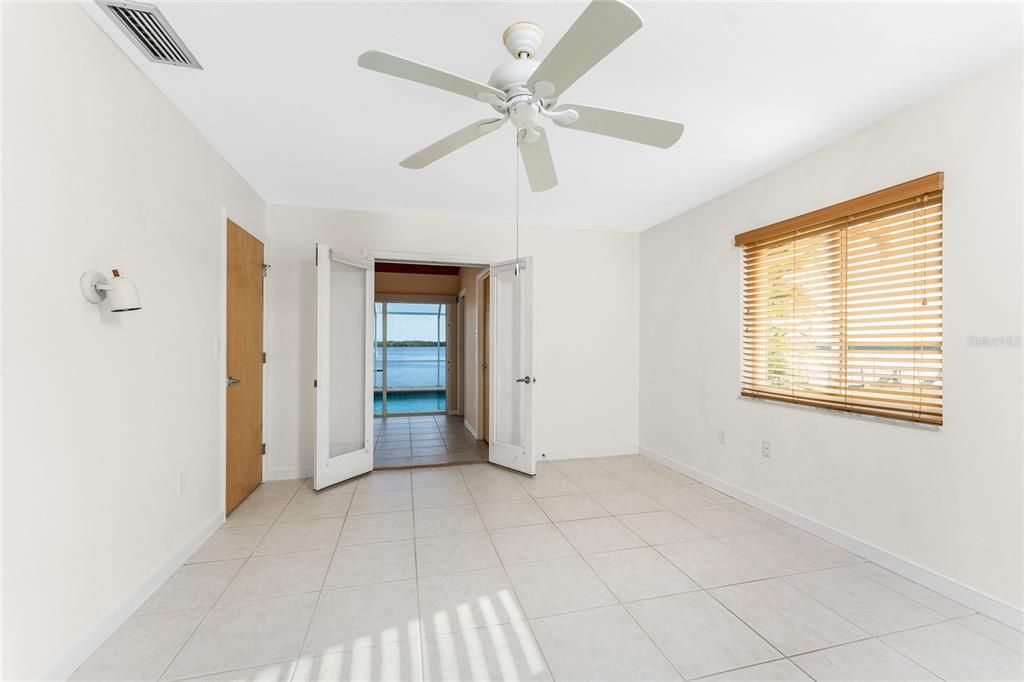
[98,0,201,69]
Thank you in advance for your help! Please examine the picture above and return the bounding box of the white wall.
[639,60,1023,612]
[1,4,267,679]
[265,206,639,477]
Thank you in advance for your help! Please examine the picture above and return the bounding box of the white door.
[315,244,374,490]
[488,257,535,475]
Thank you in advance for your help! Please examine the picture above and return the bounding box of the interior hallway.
[71,456,1023,681]
[373,415,488,469]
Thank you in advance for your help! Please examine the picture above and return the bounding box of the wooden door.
[482,275,490,443]
[226,220,264,512]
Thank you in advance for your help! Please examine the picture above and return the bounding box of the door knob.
[515,376,533,384]
[226,376,241,386]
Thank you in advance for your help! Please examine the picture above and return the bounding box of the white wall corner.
[640,447,1024,631]
[41,511,225,681]
[463,418,479,440]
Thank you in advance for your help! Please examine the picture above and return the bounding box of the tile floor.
[72,456,1024,681]
[373,415,488,469]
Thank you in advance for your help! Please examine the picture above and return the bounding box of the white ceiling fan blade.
[518,128,557,192]
[527,0,642,99]
[400,118,505,169]
[359,50,506,103]
[553,104,684,148]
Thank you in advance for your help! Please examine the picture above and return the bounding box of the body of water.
[375,346,446,389]
[374,346,447,415]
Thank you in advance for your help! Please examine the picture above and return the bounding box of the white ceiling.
[82,2,1021,232]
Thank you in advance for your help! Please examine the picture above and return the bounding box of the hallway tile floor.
[373,415,488,469]
[72,456,1024,681]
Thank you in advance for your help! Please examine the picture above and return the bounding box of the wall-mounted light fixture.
[80,269,142,312]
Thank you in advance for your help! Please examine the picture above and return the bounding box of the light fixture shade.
[104,276,142,312]
[80,270,142,312]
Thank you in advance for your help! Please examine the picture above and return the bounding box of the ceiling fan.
[357,0,685,192]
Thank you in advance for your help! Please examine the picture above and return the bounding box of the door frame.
[219,208,268,519]
[475,268,490,444]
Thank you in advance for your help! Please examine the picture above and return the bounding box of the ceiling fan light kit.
[357,0,685,192]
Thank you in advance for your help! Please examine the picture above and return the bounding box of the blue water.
[374,346,446,414]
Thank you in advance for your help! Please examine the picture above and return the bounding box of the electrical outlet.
[761,440,772,458]
[178,473,186,494]
[717,429,727,445]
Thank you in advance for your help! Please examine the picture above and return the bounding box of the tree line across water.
[375,340,446,347]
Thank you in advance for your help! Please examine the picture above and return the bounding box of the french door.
[314,244,374,490]
[488,257,535,476]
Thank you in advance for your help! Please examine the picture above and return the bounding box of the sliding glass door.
[375,302,448,416]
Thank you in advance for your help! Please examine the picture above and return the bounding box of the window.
[735,173,943,425]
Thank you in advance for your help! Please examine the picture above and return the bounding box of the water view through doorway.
[375,302,447,416]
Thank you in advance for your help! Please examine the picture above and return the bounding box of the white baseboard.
[463,419,478,440]
[43,511,224,681]
[542,445,640,461]
[267,467,313,481]
[640,447,1024,630]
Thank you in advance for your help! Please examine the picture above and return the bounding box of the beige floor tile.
[556,517,644,554]
[414,505,485,537]
[849,563,975,618]
[711,578,868,656]
[956,614,1024,654]
[413,484,474,509]
[165,593,317,680]
[720,528,859,575]
[411,468,464,489]
[505,556,616,618]
[626,591,780,679]
[785,566,946,635]
[71,608,206,681]
[518,473,583,498]
[137,560,243,615]
[339,510,414,546]
[589,489,664,515]
[254,518,343,556]
[293,644,422,682]
[325,540,416,589]
[179,660,297,681]
[220,550,331,603]
[349,489,413,516]
[415,531,500,576]
[303,581,420,656]
[355,471,412,493]
[618,510,707,545]
[701,659,809,681]
[535,494,609,522]
[723,501,791,530]
[189,526,268,564]
[882,621,1024,681]
[643,485,720,510]
[488,524,576,565]
[422,622,551,682]
[467,479,530,503]
[418,567,525,636]
[224,496,288,527]
[278,487,353,523]
[250,479,304,501]
[585,547,699,602]
[531,605,679,682]
[656,537,776,588]
[476,498,549,529]
[560,470,631,493]
[793,638,938,680]
[676,505,767,536]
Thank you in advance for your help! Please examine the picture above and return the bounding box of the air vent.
[98,0,201,69]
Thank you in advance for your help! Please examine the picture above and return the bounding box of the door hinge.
[262,352,267,364]
[313,379,318,388]
[262,264,271,278]
[261,443,267,455]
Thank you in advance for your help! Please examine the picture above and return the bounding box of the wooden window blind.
[735,173,943,425]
